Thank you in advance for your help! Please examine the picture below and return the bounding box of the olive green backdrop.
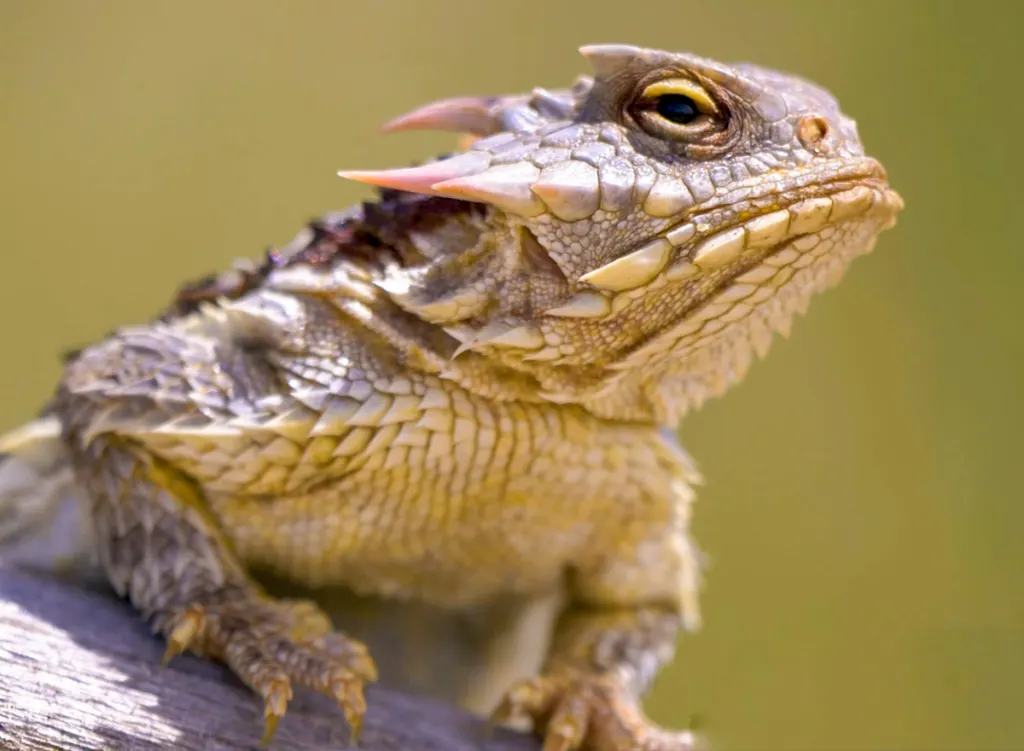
[1,1,1021,749]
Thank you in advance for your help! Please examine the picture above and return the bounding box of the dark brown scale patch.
[166,160,486,319]
[168,267,265,319]
[62,155,488,367]
[286,190,484,271]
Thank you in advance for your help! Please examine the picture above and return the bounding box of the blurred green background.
[1,1,1021,749]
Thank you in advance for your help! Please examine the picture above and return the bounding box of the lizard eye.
[630,77,725,142]
[655,94,700,125]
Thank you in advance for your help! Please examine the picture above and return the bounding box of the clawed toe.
[494,670,698,751]
[259,677,293,746]
[160,598,377,745]
[543,693,590,751]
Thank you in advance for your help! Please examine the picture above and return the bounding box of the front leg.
[55,316,381,745]
[68,435,378,745]
[496,469,703,751]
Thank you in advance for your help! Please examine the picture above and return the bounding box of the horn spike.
[381,96,501,136]
[578,44,644,79]
[545,291,612,319]
[579,238,672,292]
[531,161,601,222]
[338,151,491,196]
[432,162,546,217]
[449,321,545,358]
[485,324,545,350]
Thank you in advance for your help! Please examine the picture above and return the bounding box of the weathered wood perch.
[0,568,540,751]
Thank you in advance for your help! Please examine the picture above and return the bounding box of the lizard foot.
[162,595,378,745]
[493,669,698,751]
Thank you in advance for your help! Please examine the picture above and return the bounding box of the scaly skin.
[9,44,903,750]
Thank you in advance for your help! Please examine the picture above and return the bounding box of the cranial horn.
[432,162,547,217]
[578,44,644,79]
[338,151,491,196]
[381,96,502,136]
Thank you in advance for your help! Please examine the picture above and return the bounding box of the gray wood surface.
[0,568,539,751]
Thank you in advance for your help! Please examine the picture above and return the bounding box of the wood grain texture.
[0,568,539,751]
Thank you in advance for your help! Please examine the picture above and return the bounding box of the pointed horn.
[578,44,644,79]
[432,162,547,217]
[579,237,672,291]
[451,321,544,358]
[338,151,491,196]
[530,161,601,222]
[381,96,502,136]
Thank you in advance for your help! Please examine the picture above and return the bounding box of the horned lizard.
[0,44,903,750]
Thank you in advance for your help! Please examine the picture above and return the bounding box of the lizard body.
[0,44,902,750]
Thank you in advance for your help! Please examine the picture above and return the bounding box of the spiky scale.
[579,238,671,291]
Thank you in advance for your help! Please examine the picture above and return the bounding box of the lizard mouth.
[672,174,904,281]
[594,165,903,379]
[581,158,902,303]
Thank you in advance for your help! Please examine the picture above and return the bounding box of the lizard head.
[340,44,904,425]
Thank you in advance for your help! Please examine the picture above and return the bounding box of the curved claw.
[259,678,293,746]
[161,605,205,666]
[331,675,367,744]
[381,96,502,136]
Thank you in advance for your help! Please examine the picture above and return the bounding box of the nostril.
[798,115,830,149]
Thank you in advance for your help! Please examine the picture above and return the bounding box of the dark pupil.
[655,94,699,125]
